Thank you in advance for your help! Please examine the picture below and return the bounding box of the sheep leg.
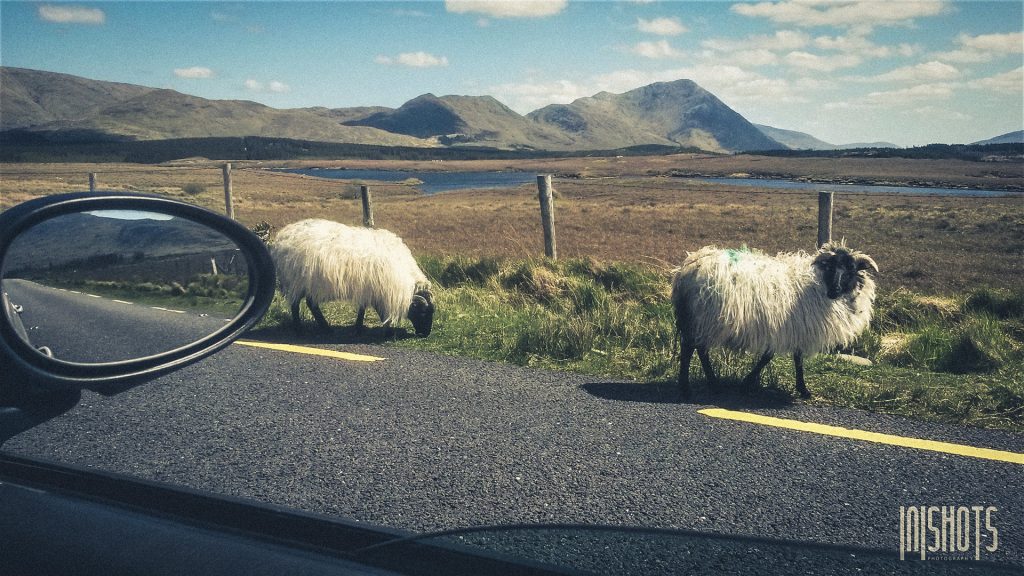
[678,342,694,400]
[743,350,774,388]
[377,308,396,338]
[696,348,719,393]
[354,306,366,334]
[290,299,304,332]
[305,297,330,332]
[794,353,810,399]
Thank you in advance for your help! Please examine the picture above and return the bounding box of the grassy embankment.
[257,255,1024,433]
[36,274,248,318]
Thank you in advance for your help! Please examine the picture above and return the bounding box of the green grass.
[41,274,248,317]
[260,256,1024,433]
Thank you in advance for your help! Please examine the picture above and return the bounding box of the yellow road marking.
[234,340,384,362]
[699,408,1024,465]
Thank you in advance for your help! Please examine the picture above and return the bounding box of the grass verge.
[260,256,1023,433]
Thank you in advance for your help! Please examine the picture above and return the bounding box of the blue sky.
[2,1,1021,146]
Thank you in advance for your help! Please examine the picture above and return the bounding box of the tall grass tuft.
[258,254,1023,431]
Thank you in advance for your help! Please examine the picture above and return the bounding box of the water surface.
[281,168,1020,197]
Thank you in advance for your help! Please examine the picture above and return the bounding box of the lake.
[280,168,1020,197]
[279,168,538,194]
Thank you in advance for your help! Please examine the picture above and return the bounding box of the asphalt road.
[3,329,1022,572]
[3,278,234,362]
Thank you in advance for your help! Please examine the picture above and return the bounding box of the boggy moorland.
[5,154,1019,294]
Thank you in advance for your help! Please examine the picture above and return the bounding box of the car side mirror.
[0,192,275,408]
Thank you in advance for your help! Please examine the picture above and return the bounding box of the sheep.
[671,242,878,399]
[271,219,434,336]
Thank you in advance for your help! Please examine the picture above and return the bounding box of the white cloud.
[731,0,948,29]
[968,67,1023,94]
[38,4,105,25]
[376,52,450,68]
[268,81,291,93]
[937,32,1024,63]
[825,81,957,112]
[390,8,431,18]
[488,79,591,112]
[959,31,1024,53]
[813,31,894,58]
[871,61,960,83]
[866,82,955,102]
[912,106,970,121]
[245,79,291,93]
[445,0,567,19]
[785,51,862,72]
[637,17,687,36]
[631,40,686,60]
[702,30,809,53]
[174,67,215,79]
[698,48,780,67]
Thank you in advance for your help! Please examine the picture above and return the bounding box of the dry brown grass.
[2,158,1021,295]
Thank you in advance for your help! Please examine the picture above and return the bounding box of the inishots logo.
[900,505,999,561]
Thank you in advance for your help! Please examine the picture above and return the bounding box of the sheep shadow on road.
[581,380,797,408]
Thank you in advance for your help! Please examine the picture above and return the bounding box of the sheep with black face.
[671,243,878,399]
[271,219,434,337]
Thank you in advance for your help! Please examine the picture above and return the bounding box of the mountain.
[343,93,573,150]
[834,141,900,149]
[755,124,835,150]
[2,67,875,154]
[972,131,1024,145]
[1,67,432,147]
[1,67,155,131]
[529,80,786,153]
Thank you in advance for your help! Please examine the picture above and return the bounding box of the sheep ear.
[812,251,835,267]
[855,254,879,274]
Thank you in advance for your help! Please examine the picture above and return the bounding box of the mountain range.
[2,66,1004,154]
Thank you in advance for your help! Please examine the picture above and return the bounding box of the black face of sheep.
[408,290,435,337]
[813,247,879,299]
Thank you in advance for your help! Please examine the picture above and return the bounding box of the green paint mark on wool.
[726,244,751,264]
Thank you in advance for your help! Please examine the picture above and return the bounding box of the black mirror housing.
[0,192,276,396]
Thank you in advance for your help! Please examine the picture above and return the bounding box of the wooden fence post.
[360,185,374,228]
[817,191,834,248]
[89,173,97,193]
[222,163,235,220]
[537,174,557,260]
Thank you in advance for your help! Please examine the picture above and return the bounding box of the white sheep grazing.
[671,243,878,399]
[271,219,434,336]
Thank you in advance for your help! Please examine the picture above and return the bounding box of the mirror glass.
[2,209,249,363]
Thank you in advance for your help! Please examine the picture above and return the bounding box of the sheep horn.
[855,254,879,274]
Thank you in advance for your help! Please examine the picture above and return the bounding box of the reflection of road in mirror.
[2,278,236,363]
[2,210,250,363]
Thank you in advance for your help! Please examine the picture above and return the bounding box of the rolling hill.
[972,131,1024,145]
[4,67,800,153]
[1,67,432,147]
[343,93,574,150]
